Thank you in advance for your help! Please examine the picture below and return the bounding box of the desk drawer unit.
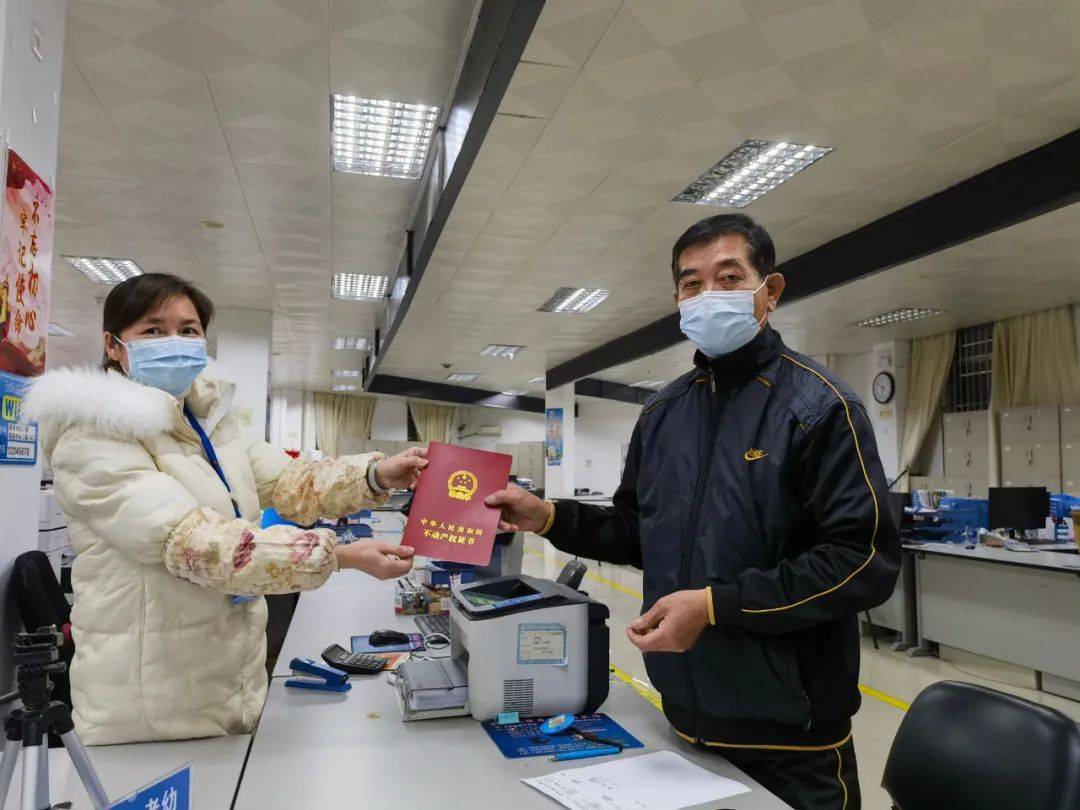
[1000,406,1060,445]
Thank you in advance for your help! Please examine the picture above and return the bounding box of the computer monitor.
[988,487,1049,531]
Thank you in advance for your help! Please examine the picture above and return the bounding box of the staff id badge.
[517,623,567,666]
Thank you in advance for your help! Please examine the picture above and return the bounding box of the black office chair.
[883,681,1080,810]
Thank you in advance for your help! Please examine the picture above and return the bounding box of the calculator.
[321,644,388,675]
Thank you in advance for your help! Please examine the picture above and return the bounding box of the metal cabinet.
[1060,406,1080,440]
[999,406,1060,444]
[942,478,990,499]
[943,411,989,448]
[1001,441,1062,490]
[944,446,990,479]
[1062,441,1080,496]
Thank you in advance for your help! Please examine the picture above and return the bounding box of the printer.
[448,573,610,720]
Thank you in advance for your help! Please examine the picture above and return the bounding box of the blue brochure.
[481,713,644,759]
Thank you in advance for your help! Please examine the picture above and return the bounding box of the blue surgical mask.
[115,335,208,398]
[678,278,768,358]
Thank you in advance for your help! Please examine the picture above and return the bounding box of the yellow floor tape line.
[526,544,910,714]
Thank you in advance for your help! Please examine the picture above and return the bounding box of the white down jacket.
[25,367,385,745]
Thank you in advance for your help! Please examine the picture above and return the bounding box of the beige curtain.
[900,331,956,490]
[408,401,455,444]
[313,392,376,457]
[991,306,1080,409]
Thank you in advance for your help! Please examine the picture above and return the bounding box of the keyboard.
[414,613,451,638]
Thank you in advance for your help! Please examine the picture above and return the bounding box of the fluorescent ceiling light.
[480,344,524,358]
[331,95,439,179]
[64,256,143,284]
[331,384,358,392]
[501,390,529,396]
[331,273,388,301]
[854,308,946,328]
[392,277,409,299]
[632,380,666,389]
[332,369,361,378]
[537,287,609,314]
[47,323,74,337]
[528,376,545,386]
[331,335,370,351]
[446,373,479,383]
[674,140,833,208]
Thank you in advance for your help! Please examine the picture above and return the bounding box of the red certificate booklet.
[403,441,513,566]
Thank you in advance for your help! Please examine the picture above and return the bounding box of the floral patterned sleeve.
[164,507,339,595]
[272,452,389,527]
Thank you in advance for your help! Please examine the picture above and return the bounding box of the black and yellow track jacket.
[546,326,901,749]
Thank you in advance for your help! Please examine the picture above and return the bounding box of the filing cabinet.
[1062,441,1080,495]
[942,478,990,499]
[1001,441,1062,491]
[1060,405,1080,440]
[999,406,1060,444]
[944,445,990,479]
[943,411,989,448]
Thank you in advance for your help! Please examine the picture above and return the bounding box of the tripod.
[0,627,109,809]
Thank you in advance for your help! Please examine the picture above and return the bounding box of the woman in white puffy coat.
[25,273,425,745]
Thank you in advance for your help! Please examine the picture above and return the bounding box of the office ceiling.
[378,0,1080,396]
[592,199,1080,388]
[47,0,476,383]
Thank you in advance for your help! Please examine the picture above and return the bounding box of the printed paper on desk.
[522,750,750,810]
[403,441,512,566]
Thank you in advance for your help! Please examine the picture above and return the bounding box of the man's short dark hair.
[670,213,775,286]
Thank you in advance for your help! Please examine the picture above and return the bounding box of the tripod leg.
[0,737,20,809]
[21,743,43,810]
[35,741,48,809]
[59,731,109,809]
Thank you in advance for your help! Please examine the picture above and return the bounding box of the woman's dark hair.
[670,213,775,286]
[102,273,214,371]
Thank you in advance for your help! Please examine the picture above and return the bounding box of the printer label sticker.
[517,623,567,666]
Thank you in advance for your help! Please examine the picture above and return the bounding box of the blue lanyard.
[184,404,254,605]
[183,404,241,519]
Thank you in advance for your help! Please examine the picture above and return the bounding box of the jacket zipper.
[679,367,721,741]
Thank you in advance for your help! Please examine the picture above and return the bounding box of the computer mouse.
[368,629,410,647]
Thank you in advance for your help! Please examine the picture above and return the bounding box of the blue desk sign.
[109,764,191,810]
[0,372,36,465]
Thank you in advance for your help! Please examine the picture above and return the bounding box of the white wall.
[575,399,640,495]
[455,406,544,451]
[0,0,66,691]
[371,397,407,440]
[213,309,271,441]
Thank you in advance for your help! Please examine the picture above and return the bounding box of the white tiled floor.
[520,536,1080,810]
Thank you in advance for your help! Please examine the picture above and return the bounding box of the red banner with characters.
[0,149,53,376]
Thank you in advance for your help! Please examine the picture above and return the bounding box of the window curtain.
[313,393,376,457]
[899,331,956,490]
[991,306,1080,409]
[408,401,456,444]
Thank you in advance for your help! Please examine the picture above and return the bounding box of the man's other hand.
[484,486,553,533]
[626,589,710,653]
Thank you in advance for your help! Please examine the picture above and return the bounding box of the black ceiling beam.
[365,0,544,386]
[574,378,654,405]
[368,374,544,413]
[547,126,1080,389]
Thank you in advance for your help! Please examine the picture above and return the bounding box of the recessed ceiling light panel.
[331,384,358,392]
[674,140,833,208]
[537,287,609,314]
[480,344,524,358]
[392,277,409,299]
[331,273,388,301]
[331,335,370,351]
[332,369,361,378]
[446,373,479,383]
[501,390,529,396]
[528,376,545,386]
[632,380,666,389]
[64,256,143,284]
[854,308,946,328]
[47,323,74,337]
[331,95,439,179]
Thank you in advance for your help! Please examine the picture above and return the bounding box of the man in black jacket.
[486,214,900,810]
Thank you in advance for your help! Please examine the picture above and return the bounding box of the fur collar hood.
[24,364,235,449]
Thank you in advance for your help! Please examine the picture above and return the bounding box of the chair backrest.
[883,680,1080,810]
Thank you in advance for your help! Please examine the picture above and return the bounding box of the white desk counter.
[904,541,1080,699]
[242,573,792,810]
[1,733,250,809]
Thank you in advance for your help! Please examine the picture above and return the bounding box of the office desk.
[1,733,250,809]
[242,575,792,809]
[907,541,1080,699]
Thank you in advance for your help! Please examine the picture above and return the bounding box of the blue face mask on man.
[678,277,769,359]
[114,335,208,398]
